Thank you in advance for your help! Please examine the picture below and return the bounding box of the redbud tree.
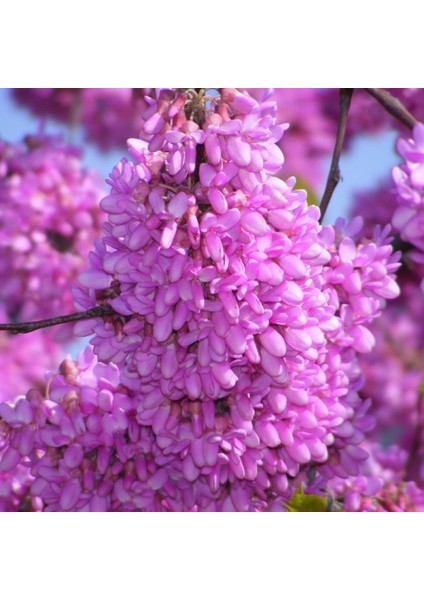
[0,87,423,512]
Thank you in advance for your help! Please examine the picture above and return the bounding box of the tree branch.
[365,88,418,130]
[0,305,114,335]
[319,88,353,224]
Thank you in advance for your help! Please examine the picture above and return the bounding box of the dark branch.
[0,305,114,335]
[365,88,418,130]
[319,88,353,224]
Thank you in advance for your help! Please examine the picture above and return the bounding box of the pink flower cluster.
[65,88,400,509]
[0,88,404,510]
[0,134,105,323]
[349,174,424,454]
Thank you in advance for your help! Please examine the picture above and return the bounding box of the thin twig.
[365,88,418,130]
[319,88,353,224]
[0,305,114,335]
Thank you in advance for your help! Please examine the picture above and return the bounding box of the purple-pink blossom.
[70,89,401,508]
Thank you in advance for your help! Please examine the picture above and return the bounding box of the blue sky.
[322,128,398,224]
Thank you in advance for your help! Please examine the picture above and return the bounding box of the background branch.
[319,88,353,224]
[0,305,113,334]
[365,88,418,130]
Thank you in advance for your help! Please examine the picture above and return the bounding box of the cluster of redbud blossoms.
[0,88,404,511]
[318,121,424,511]
[0,134,104,323]
[351,184,424,463]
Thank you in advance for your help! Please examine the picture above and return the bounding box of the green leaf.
[284,486,328,512]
